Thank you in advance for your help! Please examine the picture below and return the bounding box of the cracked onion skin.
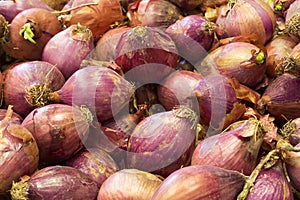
[0,106,39,194]
[151,165,246,200]
[10,165,99,200]
[21,104,92,166]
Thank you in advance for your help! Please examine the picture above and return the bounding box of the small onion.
[198,42,267,88]
[191,119,266,176]
[151,165,246,200]
[285,0,300,42]
[3,8,62,60]
[62,147,119,187]
[0,106,39,194]
[97,169,162,200]
[3,61,65,117]
[21,104,92,166]
[246,164,294,200]
[49,65,134,122]
[114,26,178,83]
[277,43,300,77]
[10,165,99,200]
[165,15,215,64]
[127,106,198,177]
[127,0,182,30]
[216,0,276,45]
[157,70,203,111]
[42,24,94,79]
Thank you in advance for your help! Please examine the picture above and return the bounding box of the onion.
[285,0,300,42]
[151,165,246,200]
[0,1,21,22]
[165,15,215,64]
[10,165,99,200]
[62,147,119,187]
[282,118,300,146]
[49,65,134,122]
[3,61,65,117]
[42,24,94,79]
[265,35,297,78]
[14,0,54,12]
[127,106,198,177]
[191,118,266,176]
[277,43,300,77]
[21,104,92,166]
[0,106,39,194]
[198,42,267,88]
[257,73,300,124]
[0,109,23,124]
[127,0,182,30]
[246,163,294,200]
[216,0,276,45]
[157,70,202,111]
[114,25,178,83]
[167,0,203,11]
[97,169,162,200]
[62,0,124,41]
[3,8,63,60]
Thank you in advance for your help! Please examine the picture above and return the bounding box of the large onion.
[0,106,39,194]
[97,169,162,200]
[151,165,246,200]
[216,0,276,45]
[21,104,92,166]
[3,61,65,117]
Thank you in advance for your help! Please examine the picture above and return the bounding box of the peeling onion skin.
[246,164,294,200]
[127,106,198,177]
[3,61,65,118]
[191,119,265,176]
[0,106,39,194]
[10,166,99,200]
[97,169,162,200]
[21,104,91,166]
[151,165,246,200]
[62,147,119,187]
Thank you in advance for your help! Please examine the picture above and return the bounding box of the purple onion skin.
[0,109,23,124]
[0,1,21,22]
[21,104,91,166]
[151,165,246,200]
[166,15,215,64]
[191,119,265,176]
[42,24,94,79]
[10,165,99,200]
[193,75,238,129]
[246,165,294,200]
[50,66,134,122]
[0,107,39,194]
[115,26,178,83]
[97,169,162,200]
[289,118,300,146]
[158,70,203,111]
[127,106,198,177]
[62,147,119,187]
[285,0,300,42]
[3,61,65,117]
[198,42,267,88]
[216,0,276,45]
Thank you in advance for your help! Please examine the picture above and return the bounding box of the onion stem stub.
[19,22,36,44]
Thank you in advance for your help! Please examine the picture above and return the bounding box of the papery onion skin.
[285,0,300,42]
[127,106,198,177]
[0,109,23,124]
[127,0,182,30]
[246,164,294,200]
[0,106,39,194]
[97,169,162,200]
[10,165,99,200]
[3,8,62,60]
[151,165,246,200]
[62,147,119,187]
[191,119,265,176]
[198,42,267,88]
[42,24,94,79]
[3,61,65,117]
[287,118,300,146]
[216,0,276,45]
[21,104,91,166]
[157,70,202,111]
[115,26,178,83]
[165,15,215,64]
[49,66,134,122]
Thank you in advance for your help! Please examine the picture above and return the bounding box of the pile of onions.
[216,0,276,45]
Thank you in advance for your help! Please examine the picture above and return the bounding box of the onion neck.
[71,23,92,42]
[19,20,41,44]
[10,176,30,200]
[228,0,239,9]
[25,83,52,107]
[203,21,215,35]
[276,56,299,77]
[286,14,300,37]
